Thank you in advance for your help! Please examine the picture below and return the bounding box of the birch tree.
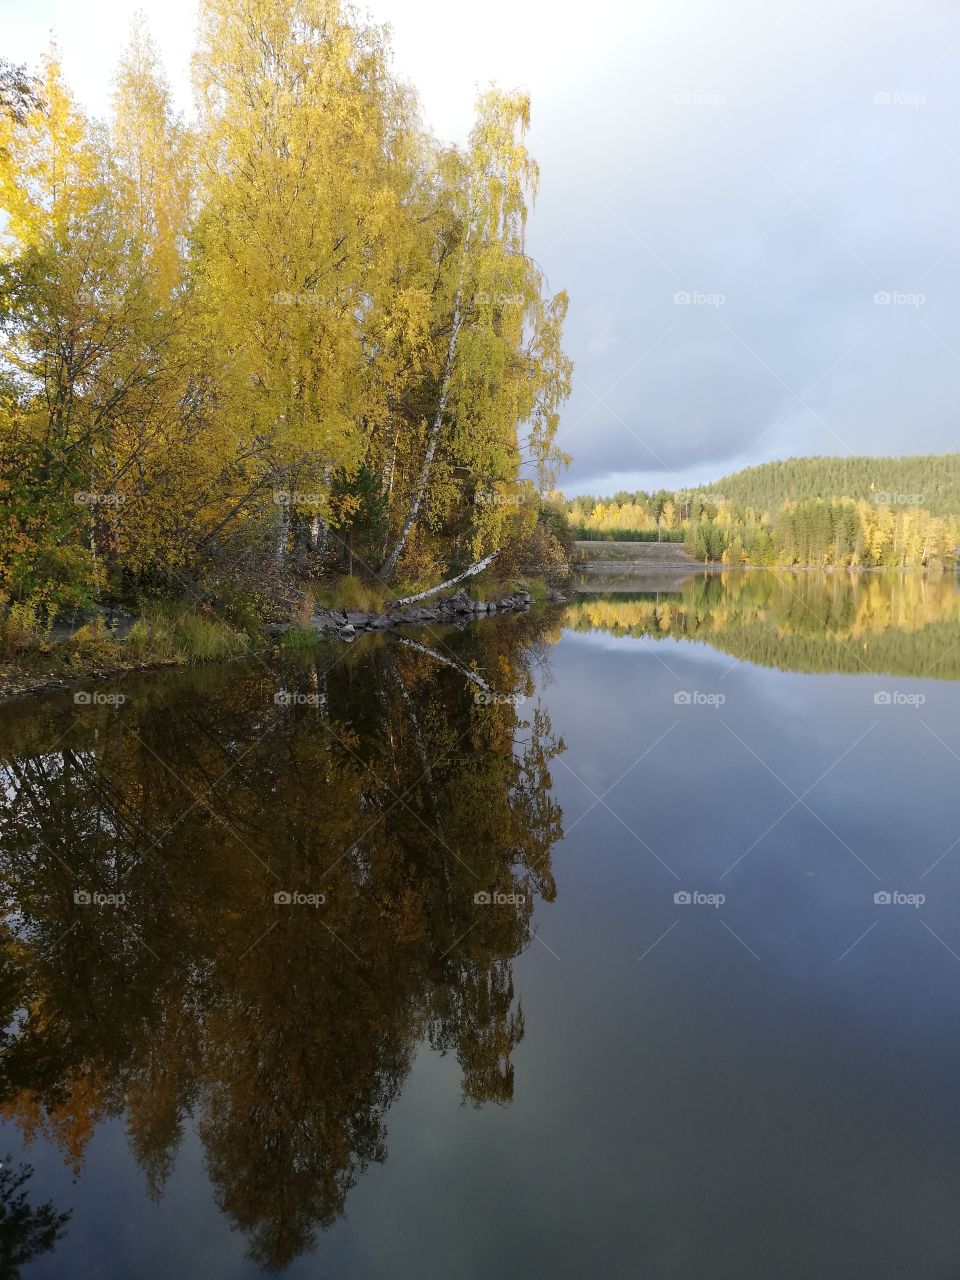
[379,90,571,580]
[192,0,421,566]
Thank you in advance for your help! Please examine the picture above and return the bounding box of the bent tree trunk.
[392,550,498,605]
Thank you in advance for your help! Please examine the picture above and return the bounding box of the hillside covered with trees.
[0,1,572,653]
[565,454,960,568]
[701,454,960,515]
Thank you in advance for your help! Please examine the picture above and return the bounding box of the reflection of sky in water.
[307,627,960,1277]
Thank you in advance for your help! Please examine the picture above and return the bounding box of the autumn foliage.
[0,2,571,627]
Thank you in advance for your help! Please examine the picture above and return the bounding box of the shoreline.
[6,562,951,704]
[575,560,958,575]
[0,585,568,707]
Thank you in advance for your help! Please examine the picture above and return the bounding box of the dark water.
[4,571,960,1278]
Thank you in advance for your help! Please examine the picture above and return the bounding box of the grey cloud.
[526,0,960,494]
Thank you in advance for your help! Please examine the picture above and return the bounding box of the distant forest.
[565,454,960,568]
[700,454,960,516]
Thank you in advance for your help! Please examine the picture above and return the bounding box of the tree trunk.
[276,497,290,568]
[88,463,101,602]
[391,550,498,605]
[380,176,479,584]
[380,287,464,580]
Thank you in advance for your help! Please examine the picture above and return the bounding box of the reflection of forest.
[0,615,565,1271]
[564,571,960,678]
[0,1159,69,1279]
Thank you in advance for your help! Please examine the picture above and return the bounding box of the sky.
[5,0,960,495]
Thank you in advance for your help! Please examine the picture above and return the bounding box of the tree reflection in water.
[567,569,960,678]
[0,613,565,1271]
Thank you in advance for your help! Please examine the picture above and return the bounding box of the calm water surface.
[4,571,960,1278]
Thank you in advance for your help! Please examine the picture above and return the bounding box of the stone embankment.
[264,586,567,641]
[573,540,700,572]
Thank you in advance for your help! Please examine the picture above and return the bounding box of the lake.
[3,570,960,1278]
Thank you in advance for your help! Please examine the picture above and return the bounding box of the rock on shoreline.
[265,586,556,641]
[0,586,570,704]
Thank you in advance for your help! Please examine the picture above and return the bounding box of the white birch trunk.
[391,551,498,605]
[381,187,476,580]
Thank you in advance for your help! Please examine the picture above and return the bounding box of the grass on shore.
[311,575,395,612]
[311,571,543,613]
[127,604,251,663]
[1,600,250,671]
[0,571,561,692]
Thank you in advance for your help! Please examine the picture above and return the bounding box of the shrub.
[0,599,43,658]
[65,619,119,666]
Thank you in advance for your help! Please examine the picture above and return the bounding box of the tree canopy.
[0,2,572,629]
